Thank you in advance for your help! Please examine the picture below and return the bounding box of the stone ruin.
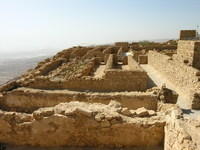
[0,30,199,150]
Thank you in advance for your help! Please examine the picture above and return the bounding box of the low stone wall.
[38,58,65,76]
[148,51,200,109]
[1,88,158,112]
[25,68,148,92]
[0,101,165,148]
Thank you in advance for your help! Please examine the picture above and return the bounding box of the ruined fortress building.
[0,30,199,150]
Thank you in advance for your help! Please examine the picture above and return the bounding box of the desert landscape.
[0,30,199,150]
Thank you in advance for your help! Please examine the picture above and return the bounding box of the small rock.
[33,112,43,120]
[95,113,105,122]
[33,108,54,120]
[105,114,114,121]
[74,108,92,117]
[41,108,54,117]
[101,120,111,128]
[159,95,165,101]
[136,107,149,117]
[130,110,137,116]
[148,110,156,116]
[111,119,120,125]
[121,107,131,116]
[108,100,121,108]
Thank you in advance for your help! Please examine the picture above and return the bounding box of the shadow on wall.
[146,76,157,89]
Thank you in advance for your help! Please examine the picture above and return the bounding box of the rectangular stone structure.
[180,30,197,40]
[177,40,200,69]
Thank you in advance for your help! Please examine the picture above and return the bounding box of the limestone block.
[136,107,149,117]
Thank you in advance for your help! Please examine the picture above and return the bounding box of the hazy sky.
[0,0,200,54]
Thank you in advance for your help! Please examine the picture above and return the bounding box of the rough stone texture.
[177,40,200,69]
[0,101,165,148]
[158,85,178,104]
[180,30,197,40]
[164,107,199,150]
[1,88,158,112]
[148,51,200,109]
[0,30,200,150]
[25,71,147,92]
[83,47,104,61]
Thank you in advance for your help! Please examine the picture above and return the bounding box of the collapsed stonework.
[0,30,200,150]
[0,101,165,148]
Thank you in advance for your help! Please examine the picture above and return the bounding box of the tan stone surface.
[1,88,158,112]
[164,107,199,150]
[0,101,165,147]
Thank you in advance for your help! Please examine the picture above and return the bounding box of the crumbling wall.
[70,47,92,58]
[148,51,200,109]
[0,101,165,148]
[83,47,104,61]
[103,46,119,54]
[26,72,147,92]
[164,108,198,150]
[115,42,129,52]
[1,88,157,112]
[184,118,200,150]
[33,58,66,76]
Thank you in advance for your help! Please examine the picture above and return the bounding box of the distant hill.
[0,55,50,85]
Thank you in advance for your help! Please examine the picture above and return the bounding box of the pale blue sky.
[0,0,200,54]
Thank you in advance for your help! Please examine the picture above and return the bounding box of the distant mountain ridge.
[0,55,50,85]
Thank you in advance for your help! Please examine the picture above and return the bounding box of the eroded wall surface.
[164,108,199,150]
[177,40,200,69]
[148,51,200,109]
[0,101,165,148]
[1,88,158,112]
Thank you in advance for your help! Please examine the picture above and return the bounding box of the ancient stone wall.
[1,88,157,112]
[0,101,165,148]
[26,70,147,92]
[83,47,104,61]
[148,51,200,109]
[180,30,197,40]
[177,40,200,69]
[164,108,199,150]
[128,55,144,71]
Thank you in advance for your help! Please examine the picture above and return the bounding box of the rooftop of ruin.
[0,30,200,150]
